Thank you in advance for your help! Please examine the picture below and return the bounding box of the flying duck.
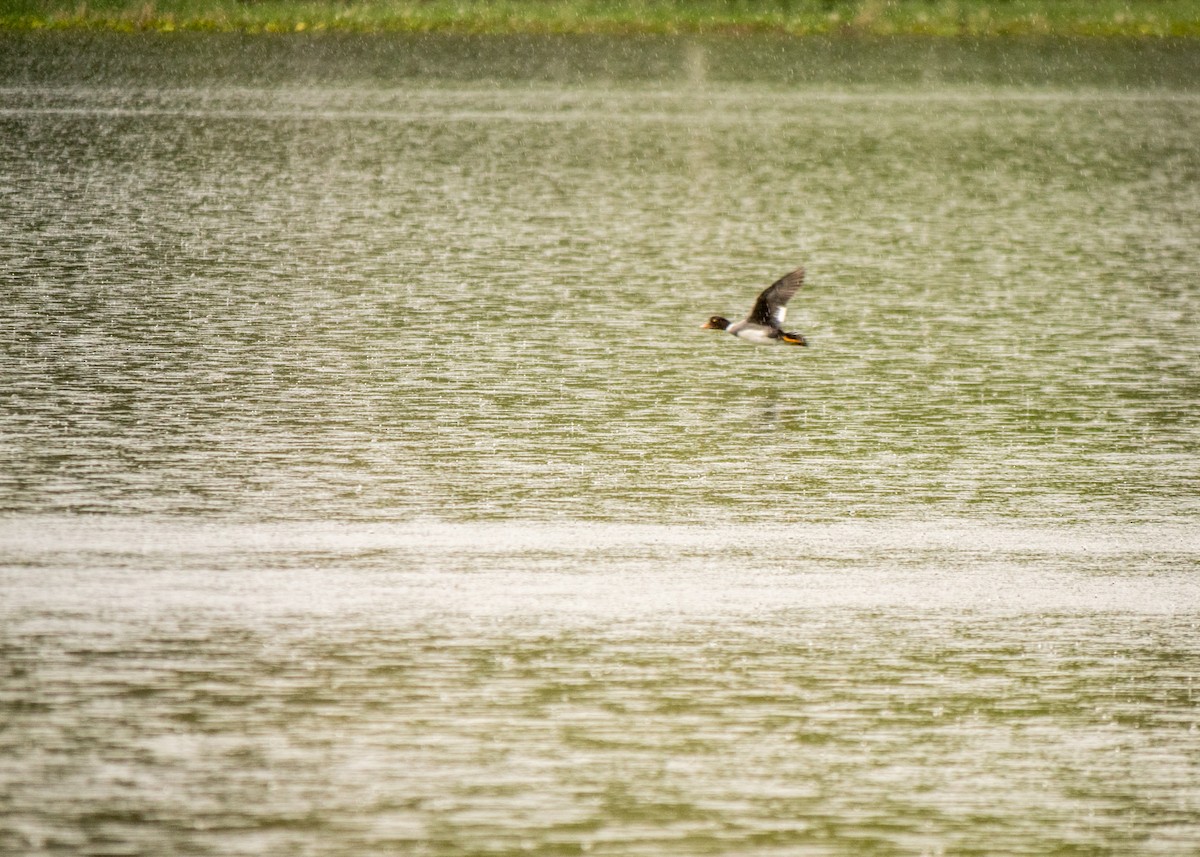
[701,266,808,346]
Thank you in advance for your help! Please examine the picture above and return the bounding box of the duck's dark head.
[701,315,730,331]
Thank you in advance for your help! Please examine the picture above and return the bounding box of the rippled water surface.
[2,33,1199,855]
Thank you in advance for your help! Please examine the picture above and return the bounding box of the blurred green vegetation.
[3,0,1200,36]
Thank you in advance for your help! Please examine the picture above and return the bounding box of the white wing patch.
[774,306,787,326]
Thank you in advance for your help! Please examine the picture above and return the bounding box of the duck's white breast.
[731,327,778,345]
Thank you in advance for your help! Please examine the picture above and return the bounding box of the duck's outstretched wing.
[747,266,806,327]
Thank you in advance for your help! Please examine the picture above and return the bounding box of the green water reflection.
[1,32,1199,857]
[3,61,1198,522]
[3,582,1198,855]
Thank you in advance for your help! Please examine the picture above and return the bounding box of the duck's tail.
[780,331,808,346]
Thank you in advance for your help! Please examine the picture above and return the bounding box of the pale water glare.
[2,33,1199,855]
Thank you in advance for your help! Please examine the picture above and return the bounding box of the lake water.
[2,33,1199,855]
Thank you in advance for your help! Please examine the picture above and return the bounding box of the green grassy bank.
[4,0,1200,36]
